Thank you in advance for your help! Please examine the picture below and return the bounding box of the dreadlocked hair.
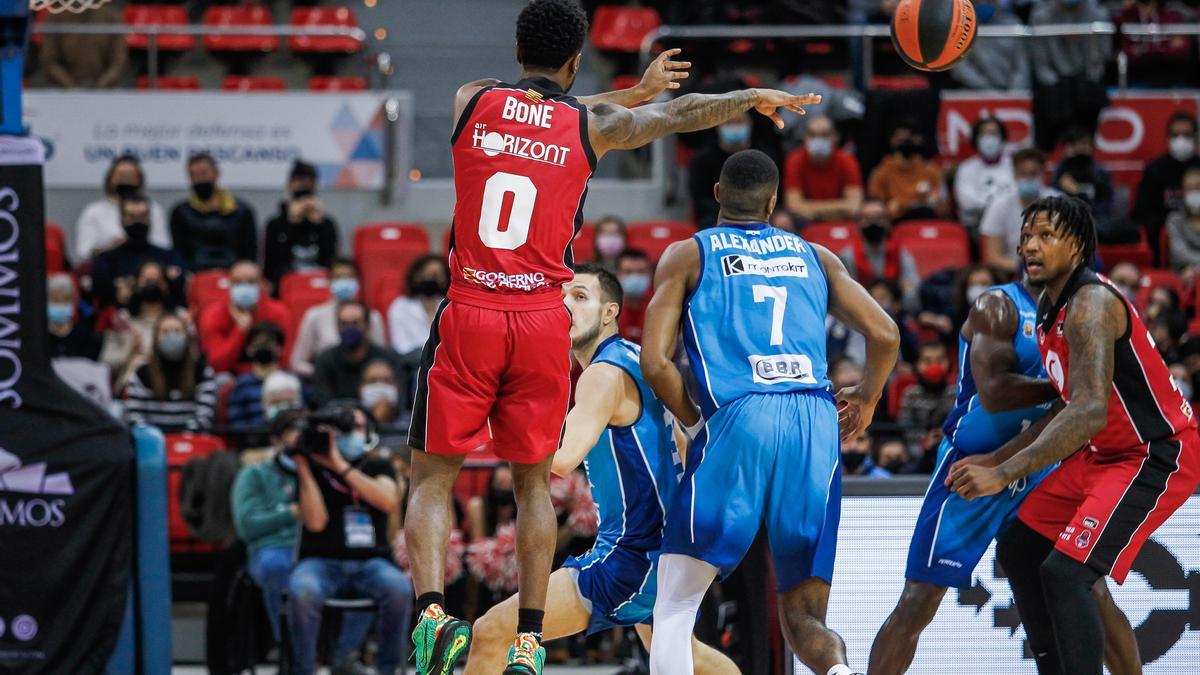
[516,0,588,71]
[1021,194,1097,268]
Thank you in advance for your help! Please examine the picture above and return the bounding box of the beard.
[571,315,602,350]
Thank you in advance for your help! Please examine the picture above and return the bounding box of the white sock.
[826,665,854,675]
[649,554,718,675]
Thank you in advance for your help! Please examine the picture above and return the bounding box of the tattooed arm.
[588,88,821,158]
[576,49,690,108]
[949,285,1126,500]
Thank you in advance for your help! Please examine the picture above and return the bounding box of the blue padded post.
[0,0,26,136]
[132,425,172,674]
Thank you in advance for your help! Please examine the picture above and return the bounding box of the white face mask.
[805,137,834,161]
[1185,190,1200,214]
[361,382,399,408]
[967,284,990,304]
[1169,135,1196,162]
[977,133,1003,161]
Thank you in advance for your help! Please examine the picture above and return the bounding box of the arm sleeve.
[318,219,338,269]
[783,150,803,193]
[841,153,863,188]
[868,165,886,200]
[261,217,285,290]
[90,254,116,309]
[192,372,218,431]
[231,468,296,542]
[169,205,192,269]
[238,204,259,264]
[289,308,319,377]
[73,205,101,262]
[953,162,987,218]
[369,309,387,347]
[199,306,246,374]
[311,352,336,407]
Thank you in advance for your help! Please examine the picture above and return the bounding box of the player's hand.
[638,48,690,99]
[947,462,1008,501]
[752,90,822,129]
[835,385,875,443]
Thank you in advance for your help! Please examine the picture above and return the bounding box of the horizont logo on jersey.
[748,354,817,385]
[721,254,809,279]
[471,123,571,167]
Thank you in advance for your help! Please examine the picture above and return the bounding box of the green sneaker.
[411,604,472,675]
[502,633,546,675]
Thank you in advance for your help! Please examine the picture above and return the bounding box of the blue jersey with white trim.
[683,223,831,419]
[584,335,681,554]
[942,282,1051,455]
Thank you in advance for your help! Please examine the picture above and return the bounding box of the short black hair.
[105,153,145,193]
[1021,195,1098,268]
[290,160,318,182]
[516,0,588,70]
[120,192,149,210]
[718,149,779,218]
[574,262,623,311]
[1012,147,1046,166]
[246,321,285,348]
[1059,125,1093,146]
[188,152,217,169]
[1167,111,1197,136]
[971,116,1007,148]
[331,256,360,276]
[616,248,649,265]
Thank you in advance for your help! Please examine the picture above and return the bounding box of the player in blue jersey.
[868,276,1142,675]
[641,150,901,675]
[464,264,738,675]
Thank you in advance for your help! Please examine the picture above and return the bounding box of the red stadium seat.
[366,269,406,319]
[627,220,696,264]
[203,4,278,53]
[802,221,864,257]
[45,222,66,274]
[164,433,225,553]
[589,5,661,53]
[221,75,287,91]
[353,222,431,263]
[887,371,918,419]
[124,4,195,52]
[898,237,971,281]
[309,75,367,92]
[137,75,201,90]
[572,222,596,264]
[1098,231,1154,270]
[870,75,930,91]
[278,270,331,332]
[289,7,362,54]
[1136,268,1187,313]
[187,269,230,316]
[891,219,969,248]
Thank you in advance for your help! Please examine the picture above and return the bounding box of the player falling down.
[463,264,738,675]
[949,195,1200,675]
[868,266,1141,674]
[639,149,900,675]
[404,1,821,673]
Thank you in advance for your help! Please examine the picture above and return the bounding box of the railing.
[34,23,369,87]
[639,22,1200,92]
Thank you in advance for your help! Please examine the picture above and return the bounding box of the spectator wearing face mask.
[783,114,863,222]
[292,258,386,378]
[386,255,450,361]
[1134,112,1198,254]
[980,148,1059,274]
[1028,0,1111,151]
[263,161,339,291]
[868,279,920,367]
[1053,126,1122,241]
[262,370,304,423]
[90,194,188,311]
[953,117,1014,229]
[948,1,1029,90]
[1169,363,1195,403]
[170,153,258,273]
[122,313,218,432]
[614,249,653,344]
[899,341,956,457]
[590,215,627,271]
[360,359,403,427]
[313,302,407,408]
[868,120,947,221]
[46,274,102,360]
[99,260,188,390]
[1165,164,1200,281]
[689,113,755,229]
[1115,0,1196,88]
[1105,262,1142,304]
[841,430,890,478]
[847,199,921,292]
[226,322,294,430]
[74,155,170,262]
[876,438,913,476]
[198,260,292,374]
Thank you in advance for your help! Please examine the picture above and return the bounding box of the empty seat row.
[113,5,362,55]
[136,75,366,91]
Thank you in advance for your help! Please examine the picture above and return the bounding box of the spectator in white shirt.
[74,154,170,261]
[387,255,450,360]
[953,117,1015,229]
[980,147,1060,274]
[289,258,386,377]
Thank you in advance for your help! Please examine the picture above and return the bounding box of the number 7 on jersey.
[753,285,787,346]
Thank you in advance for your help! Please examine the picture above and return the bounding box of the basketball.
[890,0,978,72]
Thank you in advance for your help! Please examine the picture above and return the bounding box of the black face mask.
[192,181,216,201]
[114,183,140,200]
[884,460,907,474]
[250,346,279,366]
[897,140,922,158]
[862,223,888,244]
[490,490,516,509]
[842,451,867,472]
[291,187,314,201]
[137,283,165,305]
[124,221,150,244]
[411,279,445,298]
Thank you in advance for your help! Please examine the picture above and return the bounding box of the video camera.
[285,406,358,457]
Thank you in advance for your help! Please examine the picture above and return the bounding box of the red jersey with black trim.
[1037,266,1196,455]
[447,76,595,310]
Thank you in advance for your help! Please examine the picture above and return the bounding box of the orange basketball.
[890,0,977,72]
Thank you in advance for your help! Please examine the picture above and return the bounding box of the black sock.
[517,608,545,640]
[417,592,446,615]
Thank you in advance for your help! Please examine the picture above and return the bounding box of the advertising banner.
[23,92,410,190]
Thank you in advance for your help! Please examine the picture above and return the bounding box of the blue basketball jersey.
[683,223,831,418]
[942,282,1051,455]
[582,335,681,555]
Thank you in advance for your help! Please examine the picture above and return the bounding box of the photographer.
[287,403,412,675]
[264,160,338,291]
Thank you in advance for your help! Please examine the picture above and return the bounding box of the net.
[29,0,111,13]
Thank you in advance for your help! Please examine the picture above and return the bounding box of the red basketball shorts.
[408,298,572,464]
[1017,430,1200,583]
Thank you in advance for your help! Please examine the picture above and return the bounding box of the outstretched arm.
[452,78,501,132]
[815,244,900,440]
[576,49,690,108]
[589,89,821,158]
[552,364,626,477]
[968,291,1059,413]
[951,285,1126,500]
[641,239,702,428]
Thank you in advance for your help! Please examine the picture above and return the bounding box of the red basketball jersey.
[1037,267,1196,455]
[447,77,595,310]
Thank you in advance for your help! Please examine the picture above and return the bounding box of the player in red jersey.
[404,2,821,674]
[949,195,1200,674]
